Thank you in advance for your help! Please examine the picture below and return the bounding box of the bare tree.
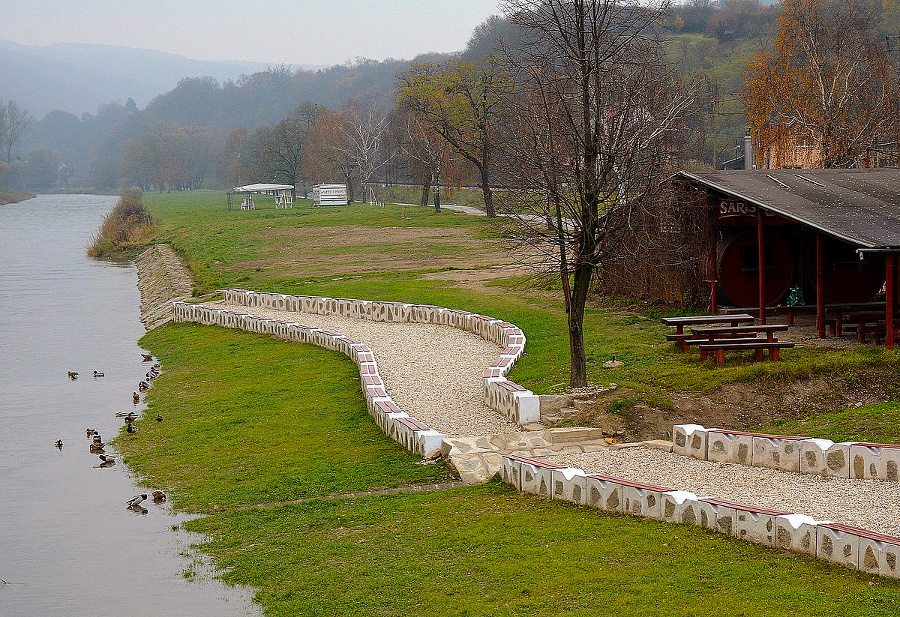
[0,100,33,164]
[250,103,324,196]
[396,57,513,217]
[498,0,694,387]
[342,102,390,203]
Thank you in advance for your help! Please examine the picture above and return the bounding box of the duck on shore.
[132,392,140,404]
[92,371,104,378]
[67,371,78,380]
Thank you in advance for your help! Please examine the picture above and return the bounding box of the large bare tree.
[499,0,694,387]
[0,100,33,164]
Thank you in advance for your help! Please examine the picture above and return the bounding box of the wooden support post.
[816,233,825,339]
[887,253,895,350]
[757,210,766,325]
[710,242,718,313]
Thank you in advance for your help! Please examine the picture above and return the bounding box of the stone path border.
[674,423,900,481]
[170,289,900,579]
[500,452,900,579]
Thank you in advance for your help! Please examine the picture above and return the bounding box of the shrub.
[87,189,155,257]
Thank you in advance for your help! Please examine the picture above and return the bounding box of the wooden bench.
[662,314,754,351]
[689,324,789,360]
[699,340,795,367]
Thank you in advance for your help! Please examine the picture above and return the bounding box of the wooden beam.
[757,209,766,324]
[887,253,895,350]
[816,233,825,338]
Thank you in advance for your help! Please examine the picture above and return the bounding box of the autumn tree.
[396,57,513,217]
[742,0,899,168]
[389,105,456,211]
[304,109,358,200]
[249,102,324,195]
[499,0,694,387]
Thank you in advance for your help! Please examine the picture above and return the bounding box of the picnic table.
[690,324,791,364]
[662,314,754,351]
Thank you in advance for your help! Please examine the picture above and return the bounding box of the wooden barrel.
[716,231,793,307]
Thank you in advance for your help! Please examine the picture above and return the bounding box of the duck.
[126,493,148,507]
[156,414,163,423]
[98,454,116,464]
[152,490,166,502]
[86,428,97,437]
[138,381,149,391]
[89,443,105,454]
[54,439,63,449]
[67,371,78,380]
[132,392,140,404]
[92,434,103,444]
[141,353,153,362]
[92,371,105,378]
[128,504,148,515]
[126,423,138,435]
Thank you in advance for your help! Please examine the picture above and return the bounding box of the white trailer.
[314,184,348,207]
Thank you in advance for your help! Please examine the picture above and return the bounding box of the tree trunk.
[420,178,431,207]
[568,259,592,388]
[479,165,496,217]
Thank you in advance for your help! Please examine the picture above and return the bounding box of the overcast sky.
[0,0,504,66]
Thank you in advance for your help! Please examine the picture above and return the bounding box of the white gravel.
[545,448,900,537]
[206,302,521,437]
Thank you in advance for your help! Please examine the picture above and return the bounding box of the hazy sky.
[0,0,504,66]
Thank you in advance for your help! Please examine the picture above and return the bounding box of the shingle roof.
[676,168,900,250]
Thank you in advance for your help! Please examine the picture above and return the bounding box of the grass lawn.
[115,190,900,615]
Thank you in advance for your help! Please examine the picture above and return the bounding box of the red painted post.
[816,233,825,338]
[757,209,766,324]
[710,243,718,313]
[886,253,895,347]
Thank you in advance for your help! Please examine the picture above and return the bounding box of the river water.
[0,195,259,617]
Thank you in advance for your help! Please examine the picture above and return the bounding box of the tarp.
[232,183,294,192]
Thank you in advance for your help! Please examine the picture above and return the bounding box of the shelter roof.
[675,168,900,250]
[232,183,294,193]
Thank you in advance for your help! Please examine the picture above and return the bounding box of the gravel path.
[202,300,900,538]
[545,448,900,537]
[206,302,520,438]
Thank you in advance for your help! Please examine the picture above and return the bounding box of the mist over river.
[0,194,258,616]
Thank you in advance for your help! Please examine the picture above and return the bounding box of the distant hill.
[0,39,321,117]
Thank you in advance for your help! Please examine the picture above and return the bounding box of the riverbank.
[135,244,194,329]
[0,190,36,205]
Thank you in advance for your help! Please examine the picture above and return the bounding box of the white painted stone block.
[707,430,754,466]
[518,458,565,496]
[817,523,859,570]
[619,480,671,520]
[752,435,805,472]
[697,499,736,534]
[775,514,818,556]
[850,443,900,481]
[719,500,785,547]
[672,424,711,460]
[858,531,900,579]
[584,475,624,513]
[516,393,541,424]
[550,468,588,504]
[501,456,522,490]
[660,491,702,526]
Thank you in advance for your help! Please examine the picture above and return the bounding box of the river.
[0,194,258,616]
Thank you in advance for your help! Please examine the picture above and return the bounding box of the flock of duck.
[61,352,167,515]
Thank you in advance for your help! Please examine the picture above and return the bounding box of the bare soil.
[234,225,509,277]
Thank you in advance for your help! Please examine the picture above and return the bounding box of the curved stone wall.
[172,289,540,456]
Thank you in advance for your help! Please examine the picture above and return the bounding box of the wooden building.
[613,169,900,347]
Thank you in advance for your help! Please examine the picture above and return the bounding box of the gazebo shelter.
[227,183,294,210]
[674,168,900,348]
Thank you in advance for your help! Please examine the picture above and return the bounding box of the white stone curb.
[501,453,900,579]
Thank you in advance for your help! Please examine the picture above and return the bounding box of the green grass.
[187,481,900,617]
[116,324,452,513]
[120,314,900,615]
[764,401,900,444]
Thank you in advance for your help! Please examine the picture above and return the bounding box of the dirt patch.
[569,368,899,442]
[233,225,510,277]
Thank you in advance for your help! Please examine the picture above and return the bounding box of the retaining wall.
[501,453,900,579]
[172,289,540,456]
[673,423,900,482]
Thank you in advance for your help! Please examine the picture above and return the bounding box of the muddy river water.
[0,194,258,616]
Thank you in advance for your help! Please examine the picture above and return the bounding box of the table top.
[661,314,754,326]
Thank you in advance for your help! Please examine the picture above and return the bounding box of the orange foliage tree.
[742,0,899,168]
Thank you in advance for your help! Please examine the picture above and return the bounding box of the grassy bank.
[0,190,36,205]
[124,324,900,616]
[112,190,900,614]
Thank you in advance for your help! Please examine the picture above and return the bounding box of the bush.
[87,189,154,257]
